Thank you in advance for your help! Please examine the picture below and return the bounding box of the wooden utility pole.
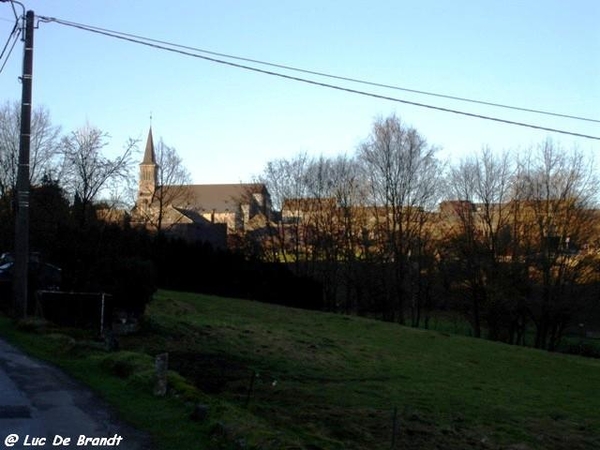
[13,9,34,319]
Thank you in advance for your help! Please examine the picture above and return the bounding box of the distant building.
[131,127,272,248]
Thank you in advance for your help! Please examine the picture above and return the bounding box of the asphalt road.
[0,338,152,449]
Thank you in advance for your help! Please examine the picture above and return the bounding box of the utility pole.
[13,9,34,319]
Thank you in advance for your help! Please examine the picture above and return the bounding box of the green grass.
[0,317,231,449]
[2,291,600,449]
[421,310,600,356]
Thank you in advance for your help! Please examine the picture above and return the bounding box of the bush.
[563,341,600,358]
[93,257,157,316]
[100,350,154,378]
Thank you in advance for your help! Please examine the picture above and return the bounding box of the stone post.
[154,352,169,396]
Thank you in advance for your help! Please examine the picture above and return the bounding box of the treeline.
[2,98,599,352]
[0,100,318,315]
[246,115,600,351]
[0,178,320,314]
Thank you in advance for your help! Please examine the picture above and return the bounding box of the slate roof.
[172,206,213,224]
[162,183,267,213]
[142,127,156,164]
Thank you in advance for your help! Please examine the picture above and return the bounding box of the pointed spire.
[138,126,158,206]
[142,126,156,164]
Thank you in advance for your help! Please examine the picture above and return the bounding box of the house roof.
[282,197,337,212]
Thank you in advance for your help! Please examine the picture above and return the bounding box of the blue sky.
[0,1,598,184]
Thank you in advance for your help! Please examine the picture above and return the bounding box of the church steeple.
[138,127,158,206]
[142,126,156,164]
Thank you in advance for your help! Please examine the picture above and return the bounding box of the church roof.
[141,127,156,164]
[164,183,267,213]
[172,206,213,224]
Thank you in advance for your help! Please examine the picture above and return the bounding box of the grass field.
[2,290,600,449]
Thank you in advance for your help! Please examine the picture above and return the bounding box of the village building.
[131,128,273,248]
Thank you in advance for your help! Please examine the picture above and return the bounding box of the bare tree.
[446,148,515,338]
[301,156,350,309]
[253,152,374,312]
[60,123,137,226]
[358,114,442,323]
[0,100,61,198]
[328,154,372,313]
[514,139,598,349]
[257,152,310,264]
[146,138,192,233]
[304,156,340,263]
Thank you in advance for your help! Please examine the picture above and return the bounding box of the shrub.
[94,257,157,316]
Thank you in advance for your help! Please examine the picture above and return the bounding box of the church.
[131,128,273,248]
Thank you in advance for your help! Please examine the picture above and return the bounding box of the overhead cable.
[39,16,600,141]
[0,18,19,74]
[36,17,600,125]
[0,0,24,22]
[9,2,18,21]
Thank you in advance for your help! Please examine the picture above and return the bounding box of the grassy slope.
[120,291,600,450]
[1,290,599,450]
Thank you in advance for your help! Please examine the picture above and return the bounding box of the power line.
[0,1,20,21]
[0,18,19,74]
[9,1,17,21]
[37,17,600,126]
[0,18,17,60]
[39,16,600,142]
[0,0,24,74]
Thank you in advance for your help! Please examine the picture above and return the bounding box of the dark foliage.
[91,256,157,316]
[153,237,324,310]
[0,182,324,317]
[563,341,600,359]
